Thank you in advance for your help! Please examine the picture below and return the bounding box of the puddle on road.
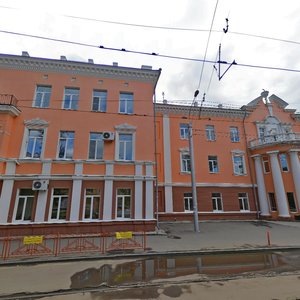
[70,250,300,290]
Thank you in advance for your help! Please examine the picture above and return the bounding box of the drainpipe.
[242,108,260,219]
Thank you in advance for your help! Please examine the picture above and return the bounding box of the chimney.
[88,59,94,64]
[22,51,30,57]
[60,55,67,61]
[113,62,118,66]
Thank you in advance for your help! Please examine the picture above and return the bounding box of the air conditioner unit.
[32,180,49,191]
[103,131,115,141]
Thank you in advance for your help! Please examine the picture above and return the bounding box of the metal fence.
[0,232,147,261]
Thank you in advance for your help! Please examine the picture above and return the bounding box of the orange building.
[155,92,300,221]
[0,52,161,235]
[0,52,299,237]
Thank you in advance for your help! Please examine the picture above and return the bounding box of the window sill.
[212,210,224,213]
[180,171,191,175]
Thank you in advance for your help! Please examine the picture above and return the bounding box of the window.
[83,189,100,219]
[119,92,133,114]
[206,125,216,141]
[33,85,51,108]
[238,193,250,211]
[287,192,297,212]
[180,124,189,139]
[212,193,223,211]
[230,127,240,142]
[116,188,131,219]
[258,127,265,140]
[58,131,74,159]
[208,156,219,173]
[118,133,133,161]
[279,153,289,172]
[50,188,68,220]
[262,156,270,173]
[14,189,35,222]
[88,133,103,160]
[181,152,191,173]
[184,192,193,212]
[92,90,107,112]
[63,88,79,110]
[233,154,246,175]
[25,129,44,158]
[268,193,277,211]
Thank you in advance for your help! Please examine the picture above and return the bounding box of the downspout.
[153,69,161,230]
[242,108,260,219]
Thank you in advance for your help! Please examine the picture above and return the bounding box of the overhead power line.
[1,29,300,74]
[1,4,300,47]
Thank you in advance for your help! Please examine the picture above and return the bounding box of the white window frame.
[230,126,240,142]
[63,87,79,110]
[24,128,45,159]
[13,189,35,223]
[88,132,104,160]
[232,152,247,175]
[92,90,107,112]
[49,188,69,221]
[119,92,133,114]
[57,131,75,159]
[33,85,51,108]
[180,124,189,139]
[116,188,132,219]
[115,124,136,161]
[212,193,223,212]
[208,155,219,173]
[83,188,101,220]
[279,153,289,172]
[184,192,193,212]
[180,152,191,173]
[206,125,216,141]
[238,193,250,211]
[117,133,134,161]
[20,119,49,159]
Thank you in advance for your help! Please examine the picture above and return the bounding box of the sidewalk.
[1,220,300,265]
[146,220,300,254]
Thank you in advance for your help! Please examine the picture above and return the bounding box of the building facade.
[155,92,300,222]
[0,52,299,237]
[0,53,161,235]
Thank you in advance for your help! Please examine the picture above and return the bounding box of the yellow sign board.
[116,231,133,239]
[23,235,44,245]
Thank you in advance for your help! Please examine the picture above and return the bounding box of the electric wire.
[1,29,300,75]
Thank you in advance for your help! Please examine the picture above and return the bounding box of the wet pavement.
[1,249,300,299]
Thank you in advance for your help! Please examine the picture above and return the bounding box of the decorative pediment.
[179,147,189,153]
[24,118,49,128]
[114,123,136,132]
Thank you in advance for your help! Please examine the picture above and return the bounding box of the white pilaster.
[103,163,113,220]
[35,161,52,222]
[268,151,290,217]
[0,161,16,223]
[252,155,270,216]
[145,163,154,219]
[70,162,83,221]
[134,163,143,219]
[289,149,300,209]
[163,114,173,212]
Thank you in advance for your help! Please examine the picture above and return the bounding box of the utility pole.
[188,122,200,232]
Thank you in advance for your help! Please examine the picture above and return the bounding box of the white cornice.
[0,53,161,85]
[155,103,248,118]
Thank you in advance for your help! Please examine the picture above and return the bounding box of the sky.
[0,0,300,112]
